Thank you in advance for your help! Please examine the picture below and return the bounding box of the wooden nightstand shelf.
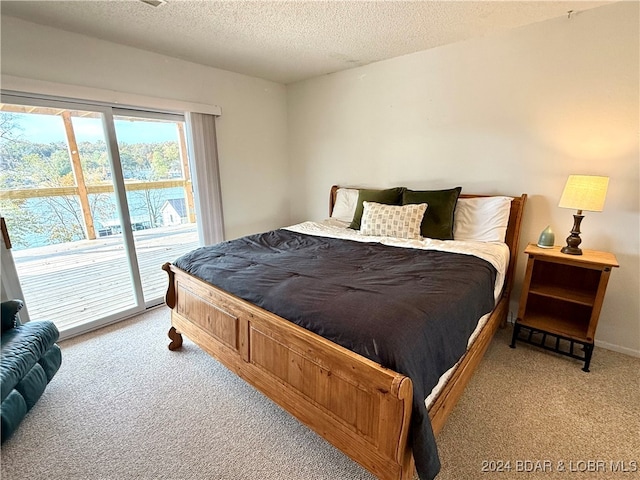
[510,244,618,371]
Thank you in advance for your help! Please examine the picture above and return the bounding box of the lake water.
[5,187,186,250]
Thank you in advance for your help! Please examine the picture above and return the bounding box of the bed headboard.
[329,185,527,301]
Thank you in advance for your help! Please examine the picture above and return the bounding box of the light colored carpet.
[1,307,638,479]
[436,323,639,479]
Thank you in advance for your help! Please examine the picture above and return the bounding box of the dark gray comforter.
[174,229,497,480]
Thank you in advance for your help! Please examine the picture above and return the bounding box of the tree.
[0,199,43,248]
[1,111,189,248]
[0,112,24,172]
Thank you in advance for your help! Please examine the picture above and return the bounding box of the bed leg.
[162,262,176,308]
[168,326,183,351]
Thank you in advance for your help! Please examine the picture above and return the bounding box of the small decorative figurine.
[537,225,555,248]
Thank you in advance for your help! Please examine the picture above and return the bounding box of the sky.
[9,112,179,144]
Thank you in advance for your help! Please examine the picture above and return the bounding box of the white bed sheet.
[285,219,510,410]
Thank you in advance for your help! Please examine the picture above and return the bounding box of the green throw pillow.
[348,187,405,230]
[402,187,462,240]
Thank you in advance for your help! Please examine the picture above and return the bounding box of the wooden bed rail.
[164,263,416,479]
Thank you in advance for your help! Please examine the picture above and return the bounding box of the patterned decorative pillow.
[360,201,428,239]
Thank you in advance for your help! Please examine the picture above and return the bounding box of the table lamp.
[558,175,609,255]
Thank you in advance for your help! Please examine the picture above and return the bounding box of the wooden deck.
[11,224,200,334]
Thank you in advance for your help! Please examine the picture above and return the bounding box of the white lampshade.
[558,175,609,212]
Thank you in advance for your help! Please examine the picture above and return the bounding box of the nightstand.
[510,243,619,371]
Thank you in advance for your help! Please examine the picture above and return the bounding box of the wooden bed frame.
[162,187,527,480]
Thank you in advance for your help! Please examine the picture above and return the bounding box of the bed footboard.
[163,262,416,480]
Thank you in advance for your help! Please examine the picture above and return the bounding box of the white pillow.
[453,197,512,242]
[331,188,360,223]
[360,201,427,239]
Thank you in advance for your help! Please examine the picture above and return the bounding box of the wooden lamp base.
[561,213,584,255]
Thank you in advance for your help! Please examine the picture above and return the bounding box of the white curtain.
[0,217,30,322]
[185,112,225,246]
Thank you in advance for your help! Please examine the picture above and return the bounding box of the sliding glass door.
[112,111,199,304]
[0,95,200,337]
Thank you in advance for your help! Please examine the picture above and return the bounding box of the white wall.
[0,16,289,241]
[287,2,639,355]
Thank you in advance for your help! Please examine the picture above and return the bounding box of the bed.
[162,185,526,480]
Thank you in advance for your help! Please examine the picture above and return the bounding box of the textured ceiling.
[1,0,615,84]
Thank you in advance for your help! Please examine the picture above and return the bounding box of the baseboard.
[595,340,640,358]
[58,303,165,341]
